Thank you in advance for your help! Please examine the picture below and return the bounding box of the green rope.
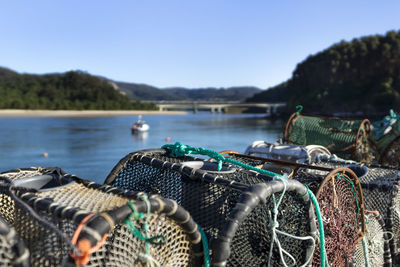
[296,105,303,115]
[362,237,371,267]
[162,142,328,267]
[162,142,278,177]
[306,187,327,267]
[336,173,361,224]
[197,224,210,267]
[124,201,167,246]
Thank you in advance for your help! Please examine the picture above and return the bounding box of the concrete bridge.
[152,101,286,114]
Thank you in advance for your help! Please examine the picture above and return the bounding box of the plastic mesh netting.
[105,149,317,266]
[0,167,203,267]
[223,152,365,266]
[0,214,29,267]
[351,213,392,267]
[284,113,373,163]
[310,157,400,265]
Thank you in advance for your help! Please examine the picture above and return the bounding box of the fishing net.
[222,152,365,266]
[310,156,400,265]
[0,214,29,267]
[351,213,392,267]
[0,167,204,267]
[283,112,373,163]
[104,148,318,266]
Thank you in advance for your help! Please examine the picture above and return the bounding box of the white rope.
[267,175,316,267]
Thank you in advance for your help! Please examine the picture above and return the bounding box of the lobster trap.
[0,214,29,267]
[0,167,205,267]
[104,148,318,266]
[310,156,400,265]
[351,213,392,267]
[220,151,366,266]
[283,112,373,163]
[374,119,400,167]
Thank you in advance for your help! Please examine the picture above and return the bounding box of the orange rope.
[70,213,108,266]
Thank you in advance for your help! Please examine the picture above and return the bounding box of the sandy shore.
[0,109,188,118]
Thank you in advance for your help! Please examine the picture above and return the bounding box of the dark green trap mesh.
[284,113,373,163]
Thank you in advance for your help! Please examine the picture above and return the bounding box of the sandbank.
[0,109,188,118]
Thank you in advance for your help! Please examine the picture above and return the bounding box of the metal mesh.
[310,157,400,264]
[105,149,317,266]
[0,167,201,267]
[351,213,391,267]
[284,113,373,163]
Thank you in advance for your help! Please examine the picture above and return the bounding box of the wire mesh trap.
[0,214,29,267]
[351,213,392,267]
[221,152,366,266]
[0,167,204,267]
[104,148,318,266]
[283,111,373,163]
[309,157,400,265]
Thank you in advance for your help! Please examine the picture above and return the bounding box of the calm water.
[0,113,284,184]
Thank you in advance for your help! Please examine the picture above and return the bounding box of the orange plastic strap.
[70,213,108,266]
[364,209,380,216]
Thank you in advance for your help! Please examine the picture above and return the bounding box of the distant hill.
[0,68,156,110]
[247,30,400,114]
[115,81,262,101]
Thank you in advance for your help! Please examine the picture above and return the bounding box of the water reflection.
[132,131,149,142]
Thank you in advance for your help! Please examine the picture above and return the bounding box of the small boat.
[131,115,150,133]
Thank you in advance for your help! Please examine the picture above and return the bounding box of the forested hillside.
[115,81,261,101]
[0,69,156,110]
[247,30,400,114]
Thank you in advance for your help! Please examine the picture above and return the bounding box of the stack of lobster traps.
[104,147,318,266]
[0,167,206,266]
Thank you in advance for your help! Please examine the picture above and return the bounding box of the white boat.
[131,115,150,133]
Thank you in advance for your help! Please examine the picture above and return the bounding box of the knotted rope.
[125,195,166,267]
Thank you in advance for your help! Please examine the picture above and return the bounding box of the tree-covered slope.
[0,69,156,110]
[248,30,400,114]
[115,81,262,102]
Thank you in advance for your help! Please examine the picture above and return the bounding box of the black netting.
[105,149,317,266]
[0,214,29,267]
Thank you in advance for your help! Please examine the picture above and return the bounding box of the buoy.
[43,153,48,157]
[165,137,171,142]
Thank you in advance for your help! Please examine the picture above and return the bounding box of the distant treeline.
[247,30,400,114]
[115,81,262,102]
[0,69,157,110]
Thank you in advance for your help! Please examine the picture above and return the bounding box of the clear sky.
[1,0,399,89]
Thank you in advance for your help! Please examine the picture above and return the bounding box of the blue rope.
[197,224,210,267]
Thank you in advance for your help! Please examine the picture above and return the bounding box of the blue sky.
[0,1,399,89]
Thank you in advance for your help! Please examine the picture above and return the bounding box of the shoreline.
[0,109,188,118]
